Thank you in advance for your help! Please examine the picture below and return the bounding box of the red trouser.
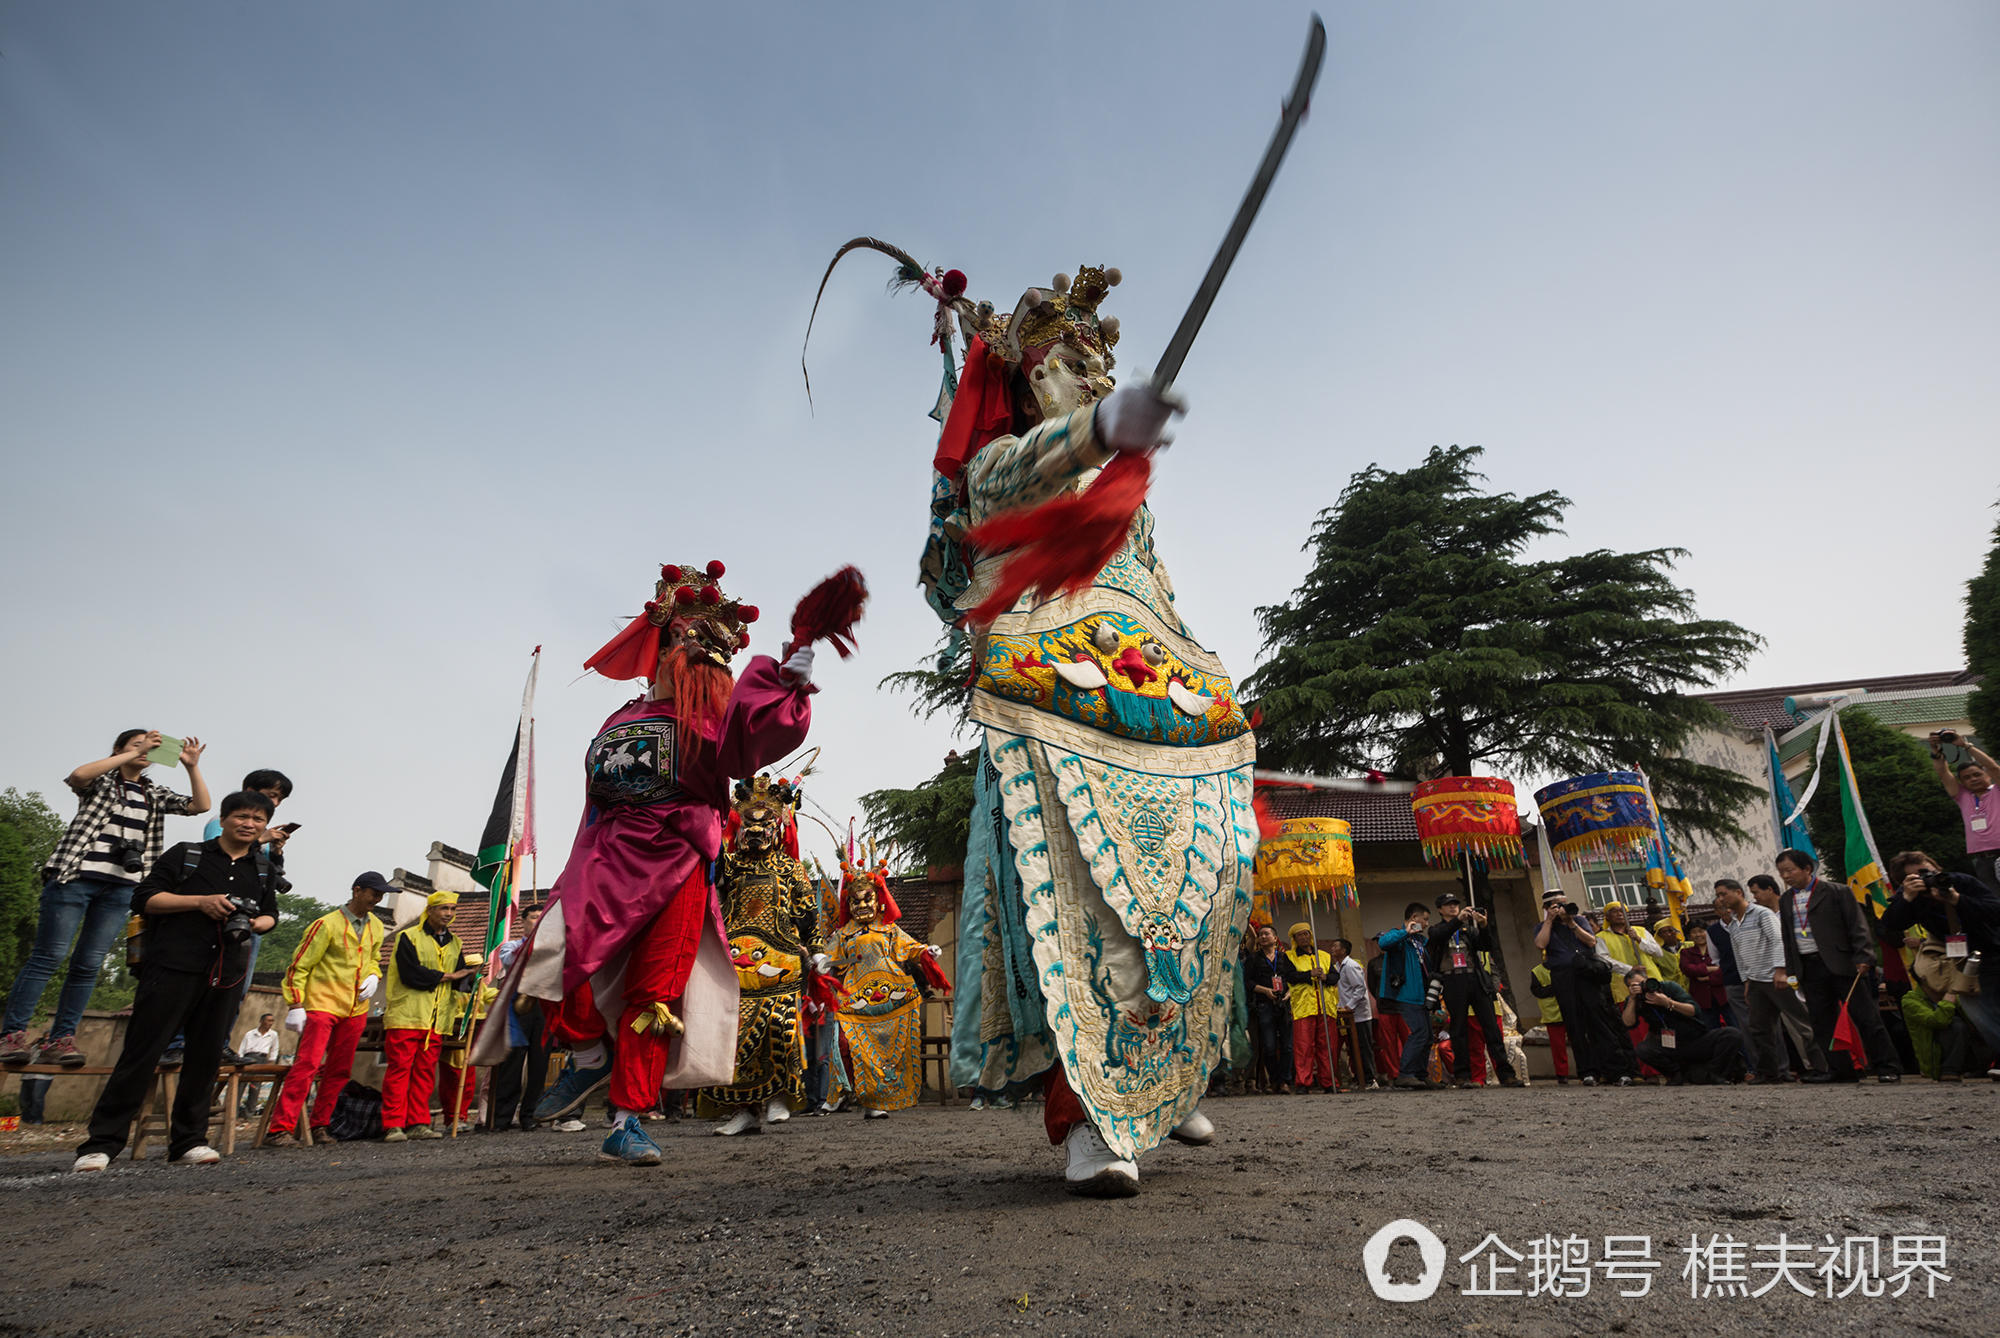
[268,1011,367,1135]
[1044,1062,1086,1145]
[550,868,709,1114]
[1292,1014,1334,1089]
[1546,1022,1572,1078]
[381,1028,440,1129]
[437,1059,477,1122]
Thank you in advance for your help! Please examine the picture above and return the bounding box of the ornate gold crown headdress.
[1004,265,1122,368]
[731,773,799,819]
[645,560,759,656]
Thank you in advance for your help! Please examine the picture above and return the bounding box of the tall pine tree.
[1249,445,1763,846]
[1965,509,2000,744]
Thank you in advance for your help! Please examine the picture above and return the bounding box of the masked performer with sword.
[805,17,1325,1196]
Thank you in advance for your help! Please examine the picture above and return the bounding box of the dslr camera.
[1918,868,1955,895]
[104,837,146,875]
[220,893,263,975]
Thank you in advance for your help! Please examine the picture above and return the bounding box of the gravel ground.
[0,1080,1993,1337]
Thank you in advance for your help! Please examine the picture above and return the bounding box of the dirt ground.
[0,1080,1993,1337]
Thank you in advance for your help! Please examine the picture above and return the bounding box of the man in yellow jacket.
[381,891,473,1142]
[265,872,390,1147]
[1596,902,1665,1004]
[1279,923,1338,1093]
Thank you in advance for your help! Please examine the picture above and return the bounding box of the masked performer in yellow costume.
[701,775,823,1136]
[828,856,949,1120]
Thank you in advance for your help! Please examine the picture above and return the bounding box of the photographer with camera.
[1376,903,1437,1089]
[1878,849,2000,1060]
[1619,967,1745,1084]
[1534,891,1634,1086]
[1425,893,1522,1088]
[71,791,277,1171]
[1928,731,2000,892]
[0,730,210,1069]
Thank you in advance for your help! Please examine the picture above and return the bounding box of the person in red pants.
[264,873,390,1147]
[1279,923,1337,1093]
[470,559,825,1166]
[380,892,473,1141]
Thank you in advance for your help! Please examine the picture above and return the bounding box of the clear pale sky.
[3,2,1994,903]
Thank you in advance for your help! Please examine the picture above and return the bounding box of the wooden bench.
[1,1060,293,1159]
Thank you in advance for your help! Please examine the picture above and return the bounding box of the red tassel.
[786,565,869,659]
[582,611,663,683]
[963,451,1152,626]
[1253,792,1283,843]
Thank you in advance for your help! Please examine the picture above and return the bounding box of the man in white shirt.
[1328,938,1378,1090]
[1718,881,1829,1084]
[237,1013,282,1116]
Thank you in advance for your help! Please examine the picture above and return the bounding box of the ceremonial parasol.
[1411,776,1523,870]
[1533,771,1658,869]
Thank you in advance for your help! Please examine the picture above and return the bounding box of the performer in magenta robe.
[473,559,816,1166]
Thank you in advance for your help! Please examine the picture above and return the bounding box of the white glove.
[358,975,380,1001]
[781,645,816,686]
[1093,379,1186,454]
[810,952,833,975]
[284,1007,307,1032]
[924,944,942,959]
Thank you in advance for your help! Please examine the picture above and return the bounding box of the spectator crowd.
[3,724,1996,1171]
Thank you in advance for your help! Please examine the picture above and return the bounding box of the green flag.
[1834,717,1889,913]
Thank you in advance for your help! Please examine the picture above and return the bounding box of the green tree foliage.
[1965,509,2000,744]
[860,751,976,875]
[1248,445,1764,846]
[0,788,65,986]
[256,892,341,977]
[877,631,976,735]
[1799,708,1966,877]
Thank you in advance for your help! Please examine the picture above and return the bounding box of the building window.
[1577,865,1649,910]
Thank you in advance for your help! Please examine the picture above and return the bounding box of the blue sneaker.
[533,1053,613,1123]
[600,1114,662,1166]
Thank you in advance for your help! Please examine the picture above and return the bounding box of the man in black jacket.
[72,791,279,1171]
[1425,893,1521,1087]
[1774,849,1901,1082]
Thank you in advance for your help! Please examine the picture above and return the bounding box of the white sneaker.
[174,1145,221,1165]
[764,1096,792,1125]
[863,1107,889,1120]
[1167,1106,1215,1146]
[72,1152,110,1173]
[714,1107,762,1137]
[1063,1123,1139,1198]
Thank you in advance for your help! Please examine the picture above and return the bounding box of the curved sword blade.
[1152,14,1326,391]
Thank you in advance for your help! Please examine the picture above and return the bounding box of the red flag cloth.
[914,951,951,997]
[1831,1000,1865,1059]
[802,971,845,1024]
[933,336,1014,480]
[963,450,1152,626]
[786,565,868,659]
[583,611,662,683]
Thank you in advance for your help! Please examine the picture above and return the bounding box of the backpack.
[324,1080,386,1141]
[124,843,276,975]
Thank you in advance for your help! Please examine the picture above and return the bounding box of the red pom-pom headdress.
[837,854,899,926]
[583,559,759,682]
